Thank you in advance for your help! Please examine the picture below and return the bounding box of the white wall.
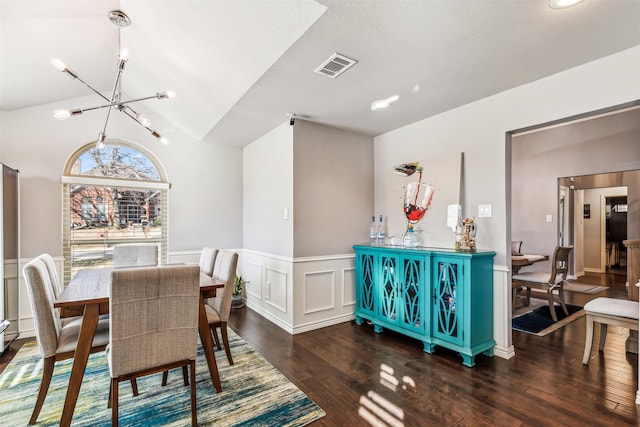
[375,45,640,267]
[241,121,371,332]
[0,94,244,258]
[293,120,374,257]
[243,122,294,257]
[511,109,640,274]
[374,45,640,356]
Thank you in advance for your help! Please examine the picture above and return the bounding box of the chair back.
[37,254,62,298]
[113,243,158,268]
[23,258,62,358]
[211,251,238,322]
[549,245,573,284]
[199,247,218,276]
[511,241,523,256]
[108,265,200,378]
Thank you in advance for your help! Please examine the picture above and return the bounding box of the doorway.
[605,195,628,274]
[558,176,633,278]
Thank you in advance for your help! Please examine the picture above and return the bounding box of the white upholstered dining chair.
[199,247,218,276]
[205,250,238,365]
[113,243,158,268]
[23,258,110,425]
[107,265,200,427]
[36,253,62,299]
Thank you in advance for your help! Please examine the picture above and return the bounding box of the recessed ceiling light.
[371,95,400,111]
[549,0,585,9]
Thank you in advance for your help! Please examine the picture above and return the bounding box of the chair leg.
[558,287,569,316]
[211,325,221,350]
[190,360,198,427]
[547,291,558,322]
[182,365,189,386]
[161,368,189,386]
[598,323,608,351]
[111,378,119,427]
[583,314,595,364]
[525,287,531,306]
[131,379,139,396]
[29,356,55,425]
[221,322,234,365]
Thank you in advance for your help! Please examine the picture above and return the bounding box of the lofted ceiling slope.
[1,0,639,147]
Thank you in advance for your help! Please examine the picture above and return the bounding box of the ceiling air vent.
[314,53,357,79]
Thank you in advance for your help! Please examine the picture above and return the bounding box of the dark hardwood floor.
[2,272,637,426]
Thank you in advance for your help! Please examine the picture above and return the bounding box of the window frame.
[62,140,170,284]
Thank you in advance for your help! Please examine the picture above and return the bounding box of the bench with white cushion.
[582,297,639,365]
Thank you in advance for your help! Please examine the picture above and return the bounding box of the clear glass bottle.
[370,216,378,244]
[404,225,418,247]
[377,214,385,244]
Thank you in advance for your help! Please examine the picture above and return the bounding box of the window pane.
[64,141,168,284]
[69,185,162,276]
[70,144,161,181]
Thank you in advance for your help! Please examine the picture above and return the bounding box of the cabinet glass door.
[433,258,463,345]
[356,251,376,317]
[400,255,425,333]
[379,254,398,323]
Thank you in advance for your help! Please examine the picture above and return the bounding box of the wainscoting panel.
[11,251,513,361]
[265,267,288,313]
[2,259,20,340]
[291,254,356,334]
[342,267,356,307]
[303,270,335,314]
[241,250,294,332]
[244,261,263,300]
[5,256,64,340]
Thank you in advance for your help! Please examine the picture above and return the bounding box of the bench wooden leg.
[598,323,608,351]
[583,314,595,365]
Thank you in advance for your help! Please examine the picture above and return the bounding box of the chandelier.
[51,10,174,149]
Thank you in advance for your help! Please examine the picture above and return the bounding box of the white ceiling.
[2,0,640,147]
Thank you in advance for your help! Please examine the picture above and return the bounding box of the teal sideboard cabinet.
[353,245,496,367]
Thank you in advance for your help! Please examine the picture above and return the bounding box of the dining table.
[53,266,224,427]
[511,253,549,273]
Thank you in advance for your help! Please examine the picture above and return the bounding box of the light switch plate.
[478,204,492,218]
[546,214,553,223]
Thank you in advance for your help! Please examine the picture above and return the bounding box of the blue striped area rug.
[0,329,325,426]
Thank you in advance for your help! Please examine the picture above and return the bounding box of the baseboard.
[494,344,515,360]
[291,313,355,334]
[245,301,293,334]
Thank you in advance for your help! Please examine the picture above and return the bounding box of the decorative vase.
[231,294,245,309]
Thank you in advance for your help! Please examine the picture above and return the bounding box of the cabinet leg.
[373,324,383,333]
[355,316,363,325]
[423,342,435,353]
[461,354,475,368]
[483,348,494,357]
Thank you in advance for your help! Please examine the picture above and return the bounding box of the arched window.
[62,141,169,283]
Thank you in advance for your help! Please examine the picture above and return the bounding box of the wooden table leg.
[198,294,222,392]
[60,303,99,427]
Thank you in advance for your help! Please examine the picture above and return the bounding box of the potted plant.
[231,275,246,308]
